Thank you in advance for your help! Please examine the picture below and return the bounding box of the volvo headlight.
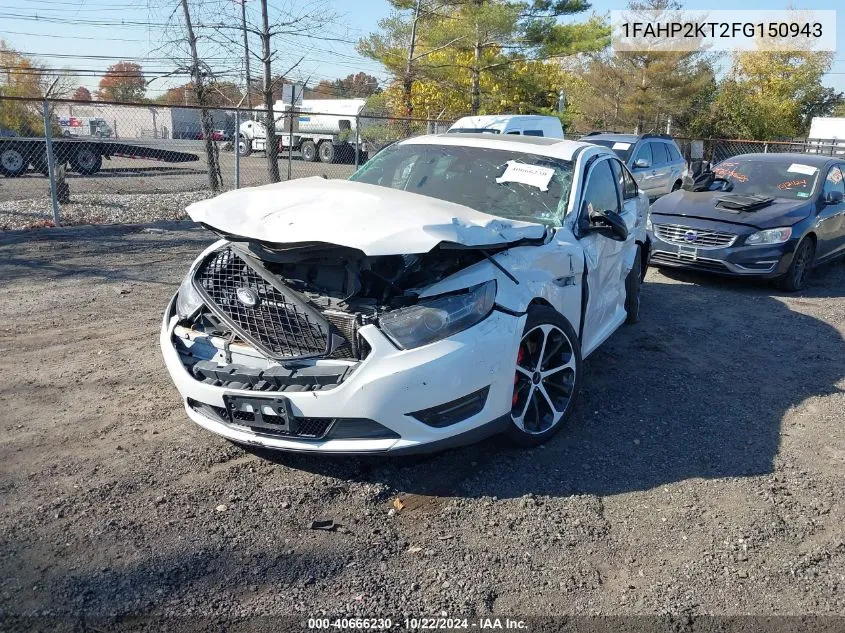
[176,273,203,319]
[379,280,497,349]
[745,227,792,245]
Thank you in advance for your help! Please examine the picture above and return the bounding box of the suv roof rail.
[583,130,623,136]
[641,133,672,140]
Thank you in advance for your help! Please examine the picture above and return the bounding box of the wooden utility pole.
[259,0,280,182]
[240,0,252,109]
[402,0,422,120]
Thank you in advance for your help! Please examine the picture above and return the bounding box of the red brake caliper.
[512,346,525,407]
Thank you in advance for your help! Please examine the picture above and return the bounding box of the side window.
[651,142,670,165]
[616,162,639,199]
[667,143,682,162]
[523,130,544,137]
[823,166,845,196]
[608,159,624,202]
[582,160,620,217]
[632,142,653,167]
[506,130,521,135]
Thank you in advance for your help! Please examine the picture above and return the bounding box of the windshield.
[350,143,574,225]
[584,138,634,161]
[712,157,822,199]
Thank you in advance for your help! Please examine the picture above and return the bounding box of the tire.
[625,246,642,324]
[777,237,815,292]
[300,140,317,162]
[506,306,582,447]
[70,146,102,175]
[317,140,335,164]
[0,147,27,177]
[237,136,252,157]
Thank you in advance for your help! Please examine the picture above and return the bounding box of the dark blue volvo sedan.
[647,153,845,291]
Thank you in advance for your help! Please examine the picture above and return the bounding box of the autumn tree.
[0,42,47,134]
[360,0,608,118]
[158,81,243,106]
[72,86,92,101]
[697,49,838,139]
[97,61,146,102]
[569,0,715,134]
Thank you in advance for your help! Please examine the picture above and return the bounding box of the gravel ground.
[0,223,843,631]
[0,191,213,231]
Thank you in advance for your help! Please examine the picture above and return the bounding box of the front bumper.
[160,296,523,454]
[647,228,796,279]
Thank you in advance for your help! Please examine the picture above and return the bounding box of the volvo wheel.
[777,237,815,292]
[507,306,582,447]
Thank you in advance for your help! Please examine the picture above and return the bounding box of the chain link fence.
[674,137,845,164]
[0,96,454,230]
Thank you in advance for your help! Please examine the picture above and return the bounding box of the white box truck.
[807,117,845,156]
[238,98,368,163]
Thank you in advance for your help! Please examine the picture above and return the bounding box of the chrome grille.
[653,224,736,249]
[194,248,331,360]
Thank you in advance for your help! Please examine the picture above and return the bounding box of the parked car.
[448,115,564,138]
[580,132,686,199]
[195,130,225,141]
[160,134,648,454]
[648,153,845,291]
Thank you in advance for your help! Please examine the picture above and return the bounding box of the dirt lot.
[1,222,843,629]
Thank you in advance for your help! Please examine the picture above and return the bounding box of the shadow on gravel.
[0,221,212,284]
[254,263,845,500]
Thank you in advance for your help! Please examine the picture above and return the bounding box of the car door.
[816,164,845,259]
[576,157,637,355]
[649,142,672,195]
[630,142,657,197]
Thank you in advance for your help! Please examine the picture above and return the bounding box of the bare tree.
[180,0,222,192]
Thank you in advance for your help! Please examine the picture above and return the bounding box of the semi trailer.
[0,136,199,177]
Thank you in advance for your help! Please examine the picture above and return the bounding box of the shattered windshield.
[712,157,823,199]
[350,143,574,225]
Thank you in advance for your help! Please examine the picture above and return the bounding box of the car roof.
[715,152,837,166]
[396,133,607,162]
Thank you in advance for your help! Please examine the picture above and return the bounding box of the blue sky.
[2,0,843,97]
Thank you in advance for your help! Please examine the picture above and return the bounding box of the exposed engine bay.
[180,240,491,363]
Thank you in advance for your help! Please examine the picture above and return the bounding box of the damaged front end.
[171,239,494,394]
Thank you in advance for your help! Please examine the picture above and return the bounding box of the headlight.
[745,227,792,245]
[176,273,203,319]
[646,214,653,231]
[378,280,497,349]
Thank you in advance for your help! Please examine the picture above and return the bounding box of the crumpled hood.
[186,177,546,255]
[650,190,814,230]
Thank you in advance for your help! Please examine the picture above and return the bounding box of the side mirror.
[823,190,844,205]
[582,203,628,241]
[633,158,650,169]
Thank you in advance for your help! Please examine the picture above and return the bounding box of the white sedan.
[160,134,649,453]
